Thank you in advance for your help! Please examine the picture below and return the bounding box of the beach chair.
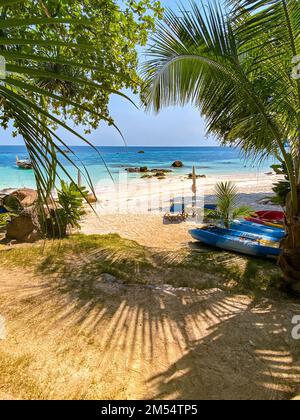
[164,200,189,223]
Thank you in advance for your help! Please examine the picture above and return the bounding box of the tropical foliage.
[45,180,88,238]
[0,0,162,207]
[206,182,253,228]
[142,0,300,292]
[271,161,292,207]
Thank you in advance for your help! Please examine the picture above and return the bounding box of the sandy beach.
[80,172,283,250]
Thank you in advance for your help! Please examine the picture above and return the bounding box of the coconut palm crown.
[142,0,300,292]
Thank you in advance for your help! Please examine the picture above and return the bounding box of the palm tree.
[207,182,253,229]
[142,0,300,293]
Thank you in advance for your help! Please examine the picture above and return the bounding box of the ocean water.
[0,145,276,190]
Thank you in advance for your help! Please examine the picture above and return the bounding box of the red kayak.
[246,211,285,228]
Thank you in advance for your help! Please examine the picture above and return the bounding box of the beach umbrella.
[191,166,197,216]
[77,170,82,188]
[191,166,197,195]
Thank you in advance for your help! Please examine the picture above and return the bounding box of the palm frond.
[0,0,136,236]
[142,0,300,212]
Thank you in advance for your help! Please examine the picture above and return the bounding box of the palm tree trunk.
[279,185,300,293]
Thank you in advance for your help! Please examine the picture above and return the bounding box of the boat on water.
[16,156,33,169]
[189,226,282,258]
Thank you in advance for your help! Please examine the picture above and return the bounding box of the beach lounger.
[164,201,191,222]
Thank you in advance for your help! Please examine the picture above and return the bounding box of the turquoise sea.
[0,146,276,190]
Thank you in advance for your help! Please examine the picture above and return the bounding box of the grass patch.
[0,233,282,296]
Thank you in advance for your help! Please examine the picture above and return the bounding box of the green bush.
[45,181,88,238]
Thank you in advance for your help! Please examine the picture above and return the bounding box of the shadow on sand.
[1,244,300,400]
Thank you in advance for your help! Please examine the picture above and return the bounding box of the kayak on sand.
[189,226,282,258]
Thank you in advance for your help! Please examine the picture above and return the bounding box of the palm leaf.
[0,0,133,236]
[142,0,300,213]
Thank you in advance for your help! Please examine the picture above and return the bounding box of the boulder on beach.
[172,161,184,168]
[86,193,97,204]
[6,211,40,243]
[11,188,38,208]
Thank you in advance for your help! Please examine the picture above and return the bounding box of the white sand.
[80,172,283,249]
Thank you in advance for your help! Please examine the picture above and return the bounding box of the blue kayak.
[189,227,282,258]
[204,204,217,211]
[0,206,7,214]
[230,220,285,240]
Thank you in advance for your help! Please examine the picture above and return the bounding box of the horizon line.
[0,144,227,148]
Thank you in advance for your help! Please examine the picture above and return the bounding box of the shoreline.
[1,171,282,212]
[79,172,283,249]
[90,171,282,213]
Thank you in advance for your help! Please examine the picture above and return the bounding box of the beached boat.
[189,226,282,258]
[246,210,285,228]
[230,220,285,240]
[16,156,33,169]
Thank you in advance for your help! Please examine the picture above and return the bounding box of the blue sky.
[1,0,218,147]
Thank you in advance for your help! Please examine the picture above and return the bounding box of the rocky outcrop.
[172,161,184,168]
[6,211,41,243]
[125,167,149,173]
[150,169,172,173]
[11,188,38,208]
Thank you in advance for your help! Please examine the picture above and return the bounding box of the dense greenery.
[1,0,163,132]
[0,0,162,200]
[142,0,300,292]
[44,181,88,238]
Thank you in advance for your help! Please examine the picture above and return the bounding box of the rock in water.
[125,167,148,173]
[150,169,172,173]
[154,171,166,177]
[172,161,184,168]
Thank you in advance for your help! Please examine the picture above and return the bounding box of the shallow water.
[0,145,276,190]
